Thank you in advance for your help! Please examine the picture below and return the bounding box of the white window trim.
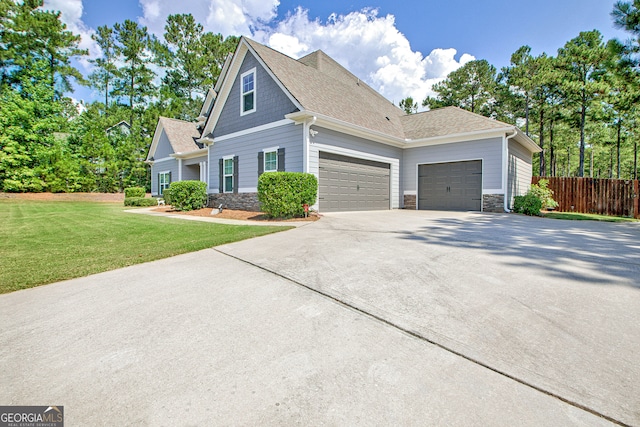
[158,170,171,195]
[240,68,256,116]
[263,146,279,173]
[223,155,234,193]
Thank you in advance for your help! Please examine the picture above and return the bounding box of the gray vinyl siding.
[182,164,200,181]
[154,131,174,159]
[150,159,178,196]
[183,155,207,166]
[208,123,303,192]
[403,137,503,193]
[309,127,402,209]
[213,53,299,138]
[507,139,533,209]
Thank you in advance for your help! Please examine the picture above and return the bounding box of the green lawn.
[542,211,639,223]
[0,200,291,293]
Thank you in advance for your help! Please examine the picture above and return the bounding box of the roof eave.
[406,127,516,148]
[172,147,208,160]
[286,111,406,147]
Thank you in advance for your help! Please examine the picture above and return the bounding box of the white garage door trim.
[310,142,400,209]
[415,158,484,211]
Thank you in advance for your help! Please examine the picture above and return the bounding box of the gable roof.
[244,38,406,139]
[400,107,513,140]
[201,37,539,153]
[146,117,201,161]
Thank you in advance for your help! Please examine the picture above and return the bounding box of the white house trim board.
[213,119,293,143]
[173,148,207,160]
[240,67,257,116]
[178,158,182,181]
[311,142,400,210]
[146,119,165,161]
[201,38,303,137]
[152,157,173,163]
[483,189,505,195]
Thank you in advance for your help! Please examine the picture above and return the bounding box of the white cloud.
[43,0,99,69]
[255,8,474,110]
[43,1,474,107]
[138,0,279,38]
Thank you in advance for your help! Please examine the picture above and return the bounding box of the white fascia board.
[286,111,405,147]
[172,148,208,160]
[201,43,249,137]
[287,111,524,151]
[202,38,303,139]
[407,127,515,148]
[146,119,165,161]
[214,119,293,143]
[513,130,542,153]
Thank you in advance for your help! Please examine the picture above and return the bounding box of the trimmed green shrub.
[124,197,159,207]
[513,194,543,216]
[124,186,145,198]
[529,179,558,210]
[161,188,172,205]
[258,172,318,218]
[168,180,207,211]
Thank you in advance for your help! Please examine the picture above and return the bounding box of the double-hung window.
[241,68,256,115]
[159,171,170,195]
[264,150,277,173]
[223,158,234,193]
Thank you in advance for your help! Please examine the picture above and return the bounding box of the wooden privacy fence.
[531,176,640,218]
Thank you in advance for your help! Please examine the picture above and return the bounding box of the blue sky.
[45,0,629,106]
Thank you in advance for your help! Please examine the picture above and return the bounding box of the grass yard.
[542,211,639,223]
[0,200,290,293]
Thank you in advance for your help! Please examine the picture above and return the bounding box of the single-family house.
[146,37,540,213]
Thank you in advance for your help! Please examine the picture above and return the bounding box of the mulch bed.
[152,206,320,222]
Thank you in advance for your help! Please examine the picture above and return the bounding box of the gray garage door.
[418,160,482,211]
[319,152,390,212]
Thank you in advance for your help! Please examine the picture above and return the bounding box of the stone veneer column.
[482,194,505,213]
[403,194,416,209]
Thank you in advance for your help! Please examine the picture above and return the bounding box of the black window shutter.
[157,173,161,194]
[233,156,239,194]
[277,147,285,171]
[218,158,223,193]
[168,171,171,183]
[258,152,264,176]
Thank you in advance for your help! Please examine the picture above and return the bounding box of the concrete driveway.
[1,210,638,425]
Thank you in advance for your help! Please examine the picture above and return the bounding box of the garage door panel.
[319,152,390,212]
[418,160,482,211]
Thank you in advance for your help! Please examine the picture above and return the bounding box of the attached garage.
[418,160,482,211]
[319,152,391,212]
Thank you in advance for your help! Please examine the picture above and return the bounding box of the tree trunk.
[578,91,586,177]
[525,93,529,136]
[539,106,545,176]
[634,139,638,180]
[567,147,571,177]
[549,116,555,177]
[616,120,622,179]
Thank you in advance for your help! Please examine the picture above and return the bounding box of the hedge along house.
[146,37,540,213]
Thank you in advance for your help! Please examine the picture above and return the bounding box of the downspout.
[504,129,518,213]
[303,116,317,173]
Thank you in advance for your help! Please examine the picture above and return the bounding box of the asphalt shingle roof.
[158,117,201,154]
[244,38,515,142]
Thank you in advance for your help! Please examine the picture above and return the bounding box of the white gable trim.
[213,119,293,143]
[146,119,165,162]
[201,38,303,138]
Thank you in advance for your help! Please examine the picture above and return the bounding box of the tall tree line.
[416,3,640,180]
[0,2,237,193]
